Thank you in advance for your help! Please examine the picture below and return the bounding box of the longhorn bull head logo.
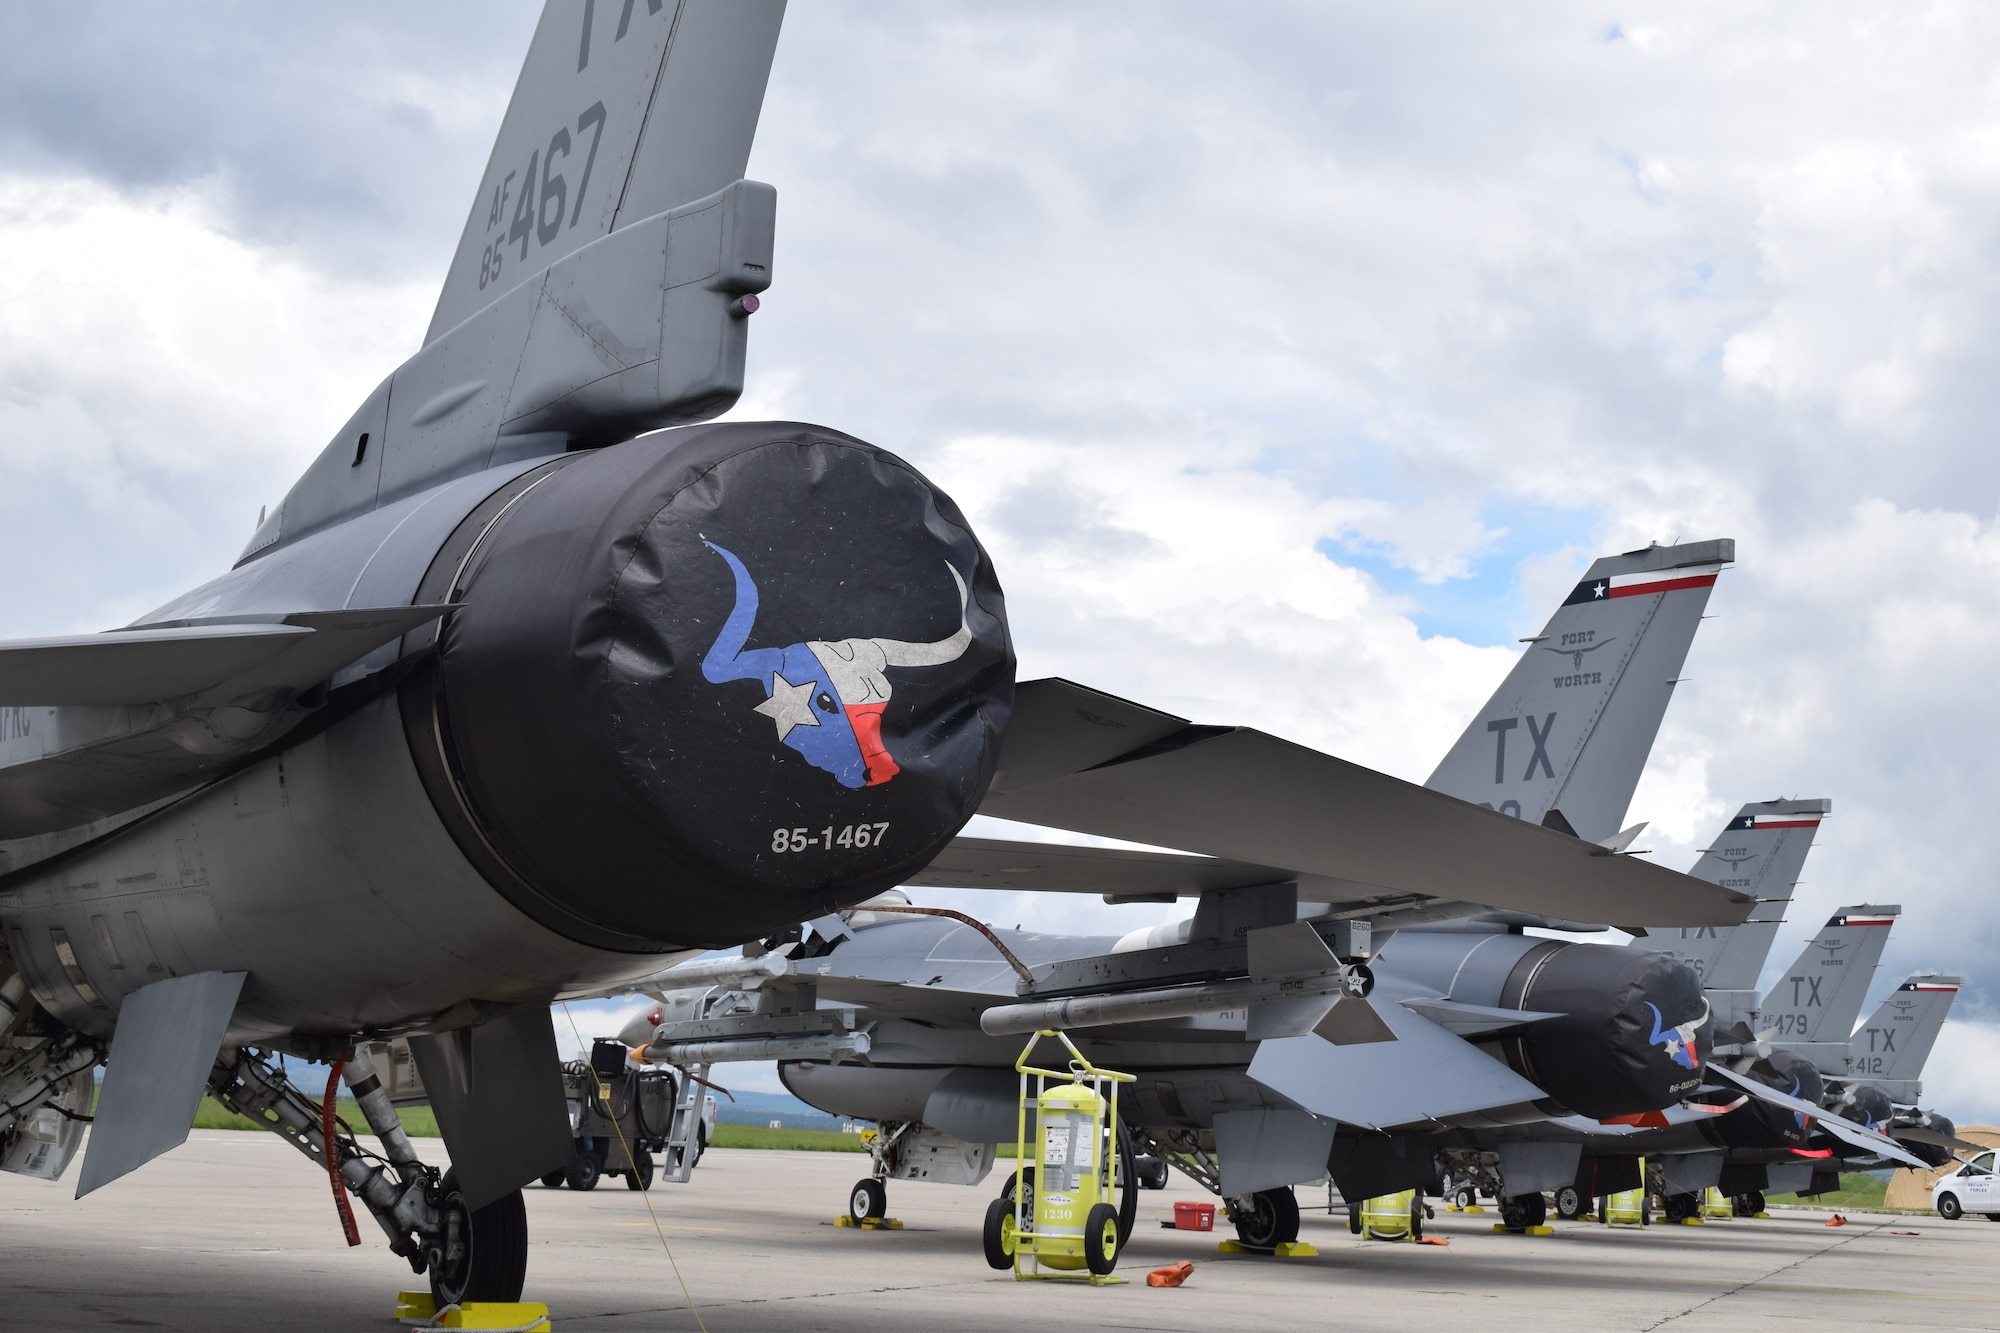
[1645,997,1708,1072]
[700,541,970,789]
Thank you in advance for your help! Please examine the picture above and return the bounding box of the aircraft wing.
[978,680,1754,928]
[1705,1065,1927,1167]
[0,607,451,839]
[0,608,450,707]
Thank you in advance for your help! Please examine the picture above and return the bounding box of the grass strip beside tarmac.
[1766,1173,1891,1211]
[191,1097,869,1152]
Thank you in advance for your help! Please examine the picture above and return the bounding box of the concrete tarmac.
[4,1130,1997,1331]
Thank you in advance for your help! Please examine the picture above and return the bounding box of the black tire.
[1640,1195,1652,1227]
[1348,1204,1362,1235]
[1554,1186,1582,1220]
[1134,1155,1169,1189]
[1231,1187,1301,1250]
[1938,1192,1963,1221]
[1985,1214,2000,1222]
[1663,1192,1697,1222]
[539,1170,565,1189]
[1083,1201,1120,1276]
[427,1168,528,1308]
[982,1196,1017,1270]
[1747,1190,1765,1216]
[1116,1131,1139,1247]
[625,1152,654,1191]
[1453,1185,1476,1209]
[850,1176,888,1223]
[564,1148,602,1192]
[1499,1192,1545,1231]
[1597,1195,1609,1225]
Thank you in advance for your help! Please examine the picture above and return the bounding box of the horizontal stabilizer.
[907,835,1284,899]
[980,714,1755,928]
[1893,1124,1986,1154]
[987,677,1189,796]
[1249,1004,1543,1130]
[812,975,1003,1029]
[0,607,449,706]
[1398,997,1563,1037]
[1704,1064,1925,1167]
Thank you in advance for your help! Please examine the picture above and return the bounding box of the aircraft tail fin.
[424,0,786,344]
[1650,799,1828,996]
[1760,904,1899,1046]
[1844,974,1961,1100]
[1424,538,1732,842]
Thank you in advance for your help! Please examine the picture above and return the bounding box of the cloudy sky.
[2,3,1997,1119]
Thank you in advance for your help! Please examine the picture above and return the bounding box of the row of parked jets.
[598,538,1969,1251]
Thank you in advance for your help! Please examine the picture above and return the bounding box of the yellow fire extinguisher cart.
[983,1029,1134,1284]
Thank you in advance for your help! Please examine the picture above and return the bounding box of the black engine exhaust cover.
[405,422,1014,950]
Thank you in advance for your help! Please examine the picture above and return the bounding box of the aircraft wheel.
[1663,1192,1697,1222]
[1984,1214,2000,1222]
[539,1170,565,1189]
[427,1169,528,1307]
[1937,1192,1963,1220]
[1453,1185,1476,1209]
[1084,1201,1121,1276]
[850,1176,888,1223]
[1116,1132,1139,1246]
[564,1148,602,1192]
[983,1197,1018,1270]
[1554,1186,1583,1220]
[1231,1187,1301,1250]
[625,1152,654,1191]
[1499,1192,1545,1231]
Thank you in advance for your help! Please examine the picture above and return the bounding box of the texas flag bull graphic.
[1645,997,1707,1072]
[700,541,971,788]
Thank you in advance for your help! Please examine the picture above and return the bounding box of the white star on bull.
[754,672,822,741]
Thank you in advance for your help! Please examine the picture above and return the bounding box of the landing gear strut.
[207,1046,530,1305]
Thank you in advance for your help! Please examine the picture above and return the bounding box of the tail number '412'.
[771,823,890,854]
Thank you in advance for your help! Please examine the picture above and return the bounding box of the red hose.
[324,1051,361,1247]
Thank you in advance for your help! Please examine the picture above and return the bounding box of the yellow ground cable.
[561,1003,709,1333]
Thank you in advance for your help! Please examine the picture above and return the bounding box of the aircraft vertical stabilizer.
[1424,539,1731,843]
[1649,799,1826,1027]
[243,0,786,565]
[1843,974,1961,1103]
[1760,905,1899,1064]
[426,0,787,343]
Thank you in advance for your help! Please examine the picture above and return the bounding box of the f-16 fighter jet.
[0,0,1750,1305]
